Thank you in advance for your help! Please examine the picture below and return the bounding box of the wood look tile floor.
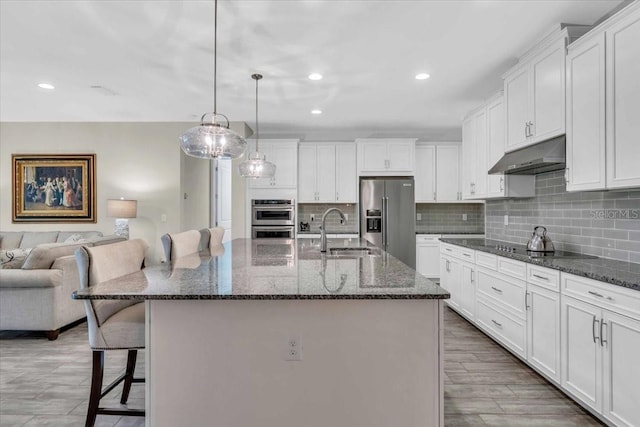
[0,308,604,426]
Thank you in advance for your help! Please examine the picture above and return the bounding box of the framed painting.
[12,154,96,223]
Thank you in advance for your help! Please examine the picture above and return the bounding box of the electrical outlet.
[417,213,422,221]
[310,214,315,222]
[504,215,509,226]
[462,213,467,221]
[161,214,167,222]
[285,336,303,361]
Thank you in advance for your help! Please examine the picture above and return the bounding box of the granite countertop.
[440,238,640,291]
[73,238,449,301]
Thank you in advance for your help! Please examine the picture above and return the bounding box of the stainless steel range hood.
[488,136,566,175]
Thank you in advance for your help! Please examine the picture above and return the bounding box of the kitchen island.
[73,238,449,427]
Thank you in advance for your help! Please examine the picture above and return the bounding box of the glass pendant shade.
[238,151,276,178]
[180,116,247,160]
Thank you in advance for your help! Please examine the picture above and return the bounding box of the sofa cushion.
[89,235,126,247]
[22,242,89,270]
[0,269,61,288]
[0,232,24,250]
[20,231,59,249]
[57,231,102,243]
[0,248,32,269]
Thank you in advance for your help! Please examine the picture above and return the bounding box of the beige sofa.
[0,231,125,339]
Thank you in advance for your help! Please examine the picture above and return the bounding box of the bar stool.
[75,238,149,427]
[161,228,225,262]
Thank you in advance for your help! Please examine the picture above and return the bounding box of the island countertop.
[72,238,449,300]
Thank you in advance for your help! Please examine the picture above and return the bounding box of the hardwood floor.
[0,307,603,426]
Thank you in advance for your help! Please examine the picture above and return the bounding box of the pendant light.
[179,0,247,160]
[238,74,276,179]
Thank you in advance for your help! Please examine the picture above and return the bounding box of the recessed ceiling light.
[38,83,55,90]
[308,73,323,81]
[311,109,322,115]
[415,73,430,80]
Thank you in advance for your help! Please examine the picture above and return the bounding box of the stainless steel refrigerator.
[360,177,416,268]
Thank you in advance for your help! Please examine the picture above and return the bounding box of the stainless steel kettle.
[527,226,555,252]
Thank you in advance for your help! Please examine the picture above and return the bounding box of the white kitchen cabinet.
[356,139,416,176]
[460,262,476,321]
[565,2,640,191]
[566,33,606,191]
[439,255,461,311]
[298,142,356,203]
[440,243,477,320]
[415,144,461,202]
[248,140,298,189]
[416,235,440,278]
[461,109,487,199]
[561,272,640,426]
[485,93,535,199]
[605,6,640,189]
[334,143,357,203]
[526,282,561,383]
[503,25,589,152]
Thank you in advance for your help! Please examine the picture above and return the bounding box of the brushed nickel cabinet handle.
[491,286,503,294]
[470,270,475,283]
[525,292,530,310]
[433,192,436,201]
[592,316,600,344]
[533,274,549,281]
[492,319,502,328]
[499,177,504,191]
[600,320,607,347]
[588,290,604,298]
[463,253,471,258]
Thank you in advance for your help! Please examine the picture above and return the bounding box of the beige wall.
[1,122,191,264]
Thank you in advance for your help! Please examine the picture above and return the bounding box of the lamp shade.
[107,199,137,218]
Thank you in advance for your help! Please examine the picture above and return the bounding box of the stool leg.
[120,349,137,404]
[86,350,104,427]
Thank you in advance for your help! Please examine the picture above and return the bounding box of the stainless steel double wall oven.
[251,199,295,238]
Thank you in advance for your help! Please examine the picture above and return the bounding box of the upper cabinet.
[566,2,640,191]
[298,142,356,203]
[415,143,461,202]
[248,139,298,189]
[356,139,416,176]
[503,25,590,152]
[461,107,488,199]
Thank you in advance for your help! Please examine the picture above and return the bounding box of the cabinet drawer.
[478,268,526,319]
[440,243,474,262]
[476,252,497,270]
[417,234,441,244]
[477,297,526,358]
[498,257,526,280]
[527,264,560,291]
[561,273,640,319]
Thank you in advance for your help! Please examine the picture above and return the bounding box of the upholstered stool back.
[160,229,201,261]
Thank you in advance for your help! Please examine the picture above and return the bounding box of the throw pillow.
[64,233,89,243]
[0,248,32,269]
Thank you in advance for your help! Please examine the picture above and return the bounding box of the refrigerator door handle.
[384,196,390,249]
[381,197,386,246]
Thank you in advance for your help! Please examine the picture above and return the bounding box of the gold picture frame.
[12,154,96,223]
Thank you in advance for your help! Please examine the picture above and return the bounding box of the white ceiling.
[0,0,625,141]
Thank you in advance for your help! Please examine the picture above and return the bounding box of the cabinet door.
[315,144,336,202]
[387,141,414,172]
[602,310,640,427]
[271,143,297,188]
[298,144,318,201]
[486,96,506,198]
[460,263,476,320]
[566,33,606,191]
[561,296,602,412]
[335,143,357,203]
[461,117,474,199]
[417,243,440,278]
[440,255,461,310]
[504,66,530,151]
[415,145,436,202]
[473,109,488,198]
[436,146,460,202]
[531,38,566,142]
[360,142,388,171]
[527,284,561,383]
[606,11,640,189]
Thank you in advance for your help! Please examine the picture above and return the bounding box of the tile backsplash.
[297,204,358,233]
[485,171,640,263]
[416,203,485,234]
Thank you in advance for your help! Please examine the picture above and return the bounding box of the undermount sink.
[329,247,374,257]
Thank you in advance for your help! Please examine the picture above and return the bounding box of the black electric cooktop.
[486,243,598,259]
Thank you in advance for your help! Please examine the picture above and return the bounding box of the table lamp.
[106,198,137,239]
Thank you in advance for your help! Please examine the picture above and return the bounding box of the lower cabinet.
[416,235,441,278]
[440,255,461,311]
[527,283,561,383]
[460,263,476,321]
